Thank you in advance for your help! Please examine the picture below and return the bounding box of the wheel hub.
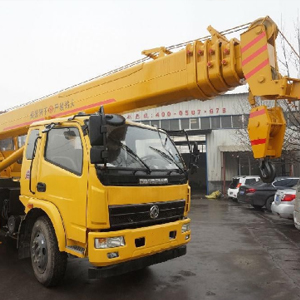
[31,232,48,272]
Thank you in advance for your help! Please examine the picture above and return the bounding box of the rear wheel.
[265,196,274,212]
[31,216,67,287]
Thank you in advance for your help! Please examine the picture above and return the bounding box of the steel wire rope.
[278,29,300,60]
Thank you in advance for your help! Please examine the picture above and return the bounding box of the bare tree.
[278,14,300,155]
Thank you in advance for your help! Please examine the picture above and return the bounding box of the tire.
[30,216,67,287]
[252,204,263,209]
[265,197,274,212]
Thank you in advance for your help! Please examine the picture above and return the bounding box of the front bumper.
[88,245,187,279]
[88,218,191,267]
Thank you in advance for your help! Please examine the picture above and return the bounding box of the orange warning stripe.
[244,59,269,80]
[241,32,266,53]
[241,31,269,80]
[242,44,267,66]
[251,138,266,146]
[249,109,265,118]
[250,109,267,146]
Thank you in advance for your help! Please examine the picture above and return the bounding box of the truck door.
[35,125,88,244]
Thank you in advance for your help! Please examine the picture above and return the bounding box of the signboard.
[125,94,248,121]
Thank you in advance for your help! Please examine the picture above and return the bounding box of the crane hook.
[259,158,276,183]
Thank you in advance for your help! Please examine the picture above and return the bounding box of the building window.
[151,120,160,128]
[0,137,14,151]
[170,119,180,130]
[161,120,170,130]
[18,135,27,148]
[190,118,199,129]
[141,120,150,125]
[211,116,221,129]
[181,119,189,130]
[201,118,210,130]
[232,115,243,128]
[243,114,249,128]
[221,116,232,128]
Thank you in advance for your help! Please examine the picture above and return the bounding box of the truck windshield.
[106,124,184,172]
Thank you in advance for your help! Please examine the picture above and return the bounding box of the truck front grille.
[108,200,186,230]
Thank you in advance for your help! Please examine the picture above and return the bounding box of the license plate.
[240,191,245,195]
[229,192,233,195]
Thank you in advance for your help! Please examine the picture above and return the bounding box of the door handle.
[37,182,46,192]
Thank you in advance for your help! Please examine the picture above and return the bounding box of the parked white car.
[271,188,296,219]
[227,176,261,200]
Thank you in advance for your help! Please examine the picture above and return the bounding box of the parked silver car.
[271,188,296,219]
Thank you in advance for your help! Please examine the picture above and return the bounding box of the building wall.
[206,130,244,193]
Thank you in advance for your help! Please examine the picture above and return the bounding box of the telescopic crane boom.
[1,16,299,180]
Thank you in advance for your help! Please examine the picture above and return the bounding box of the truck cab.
[14,111,191,286]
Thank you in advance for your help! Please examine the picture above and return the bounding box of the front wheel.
[31,216,67,287]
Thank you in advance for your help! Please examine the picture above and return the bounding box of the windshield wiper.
[156,130,185,173]
[108,137,151,174]
[149,146,184,173]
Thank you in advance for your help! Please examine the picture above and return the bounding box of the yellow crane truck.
[0,16,299,286]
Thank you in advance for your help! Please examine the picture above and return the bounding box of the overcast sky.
[0,0,299,111]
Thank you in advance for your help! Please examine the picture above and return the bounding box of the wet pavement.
[1,194,300,299]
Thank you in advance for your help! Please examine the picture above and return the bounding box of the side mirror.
[90,146,109,164]
[88,107,126,146]
[89,107,107,146]
[88,106,126,165]
[89,106,108,164]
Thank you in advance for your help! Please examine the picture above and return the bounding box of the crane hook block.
[259,158,276,183]
[247,105,286,159]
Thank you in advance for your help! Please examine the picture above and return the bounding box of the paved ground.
[1,194,300,300]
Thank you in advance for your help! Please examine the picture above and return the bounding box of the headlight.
[181,223,190,233]
[94,236,125,249]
